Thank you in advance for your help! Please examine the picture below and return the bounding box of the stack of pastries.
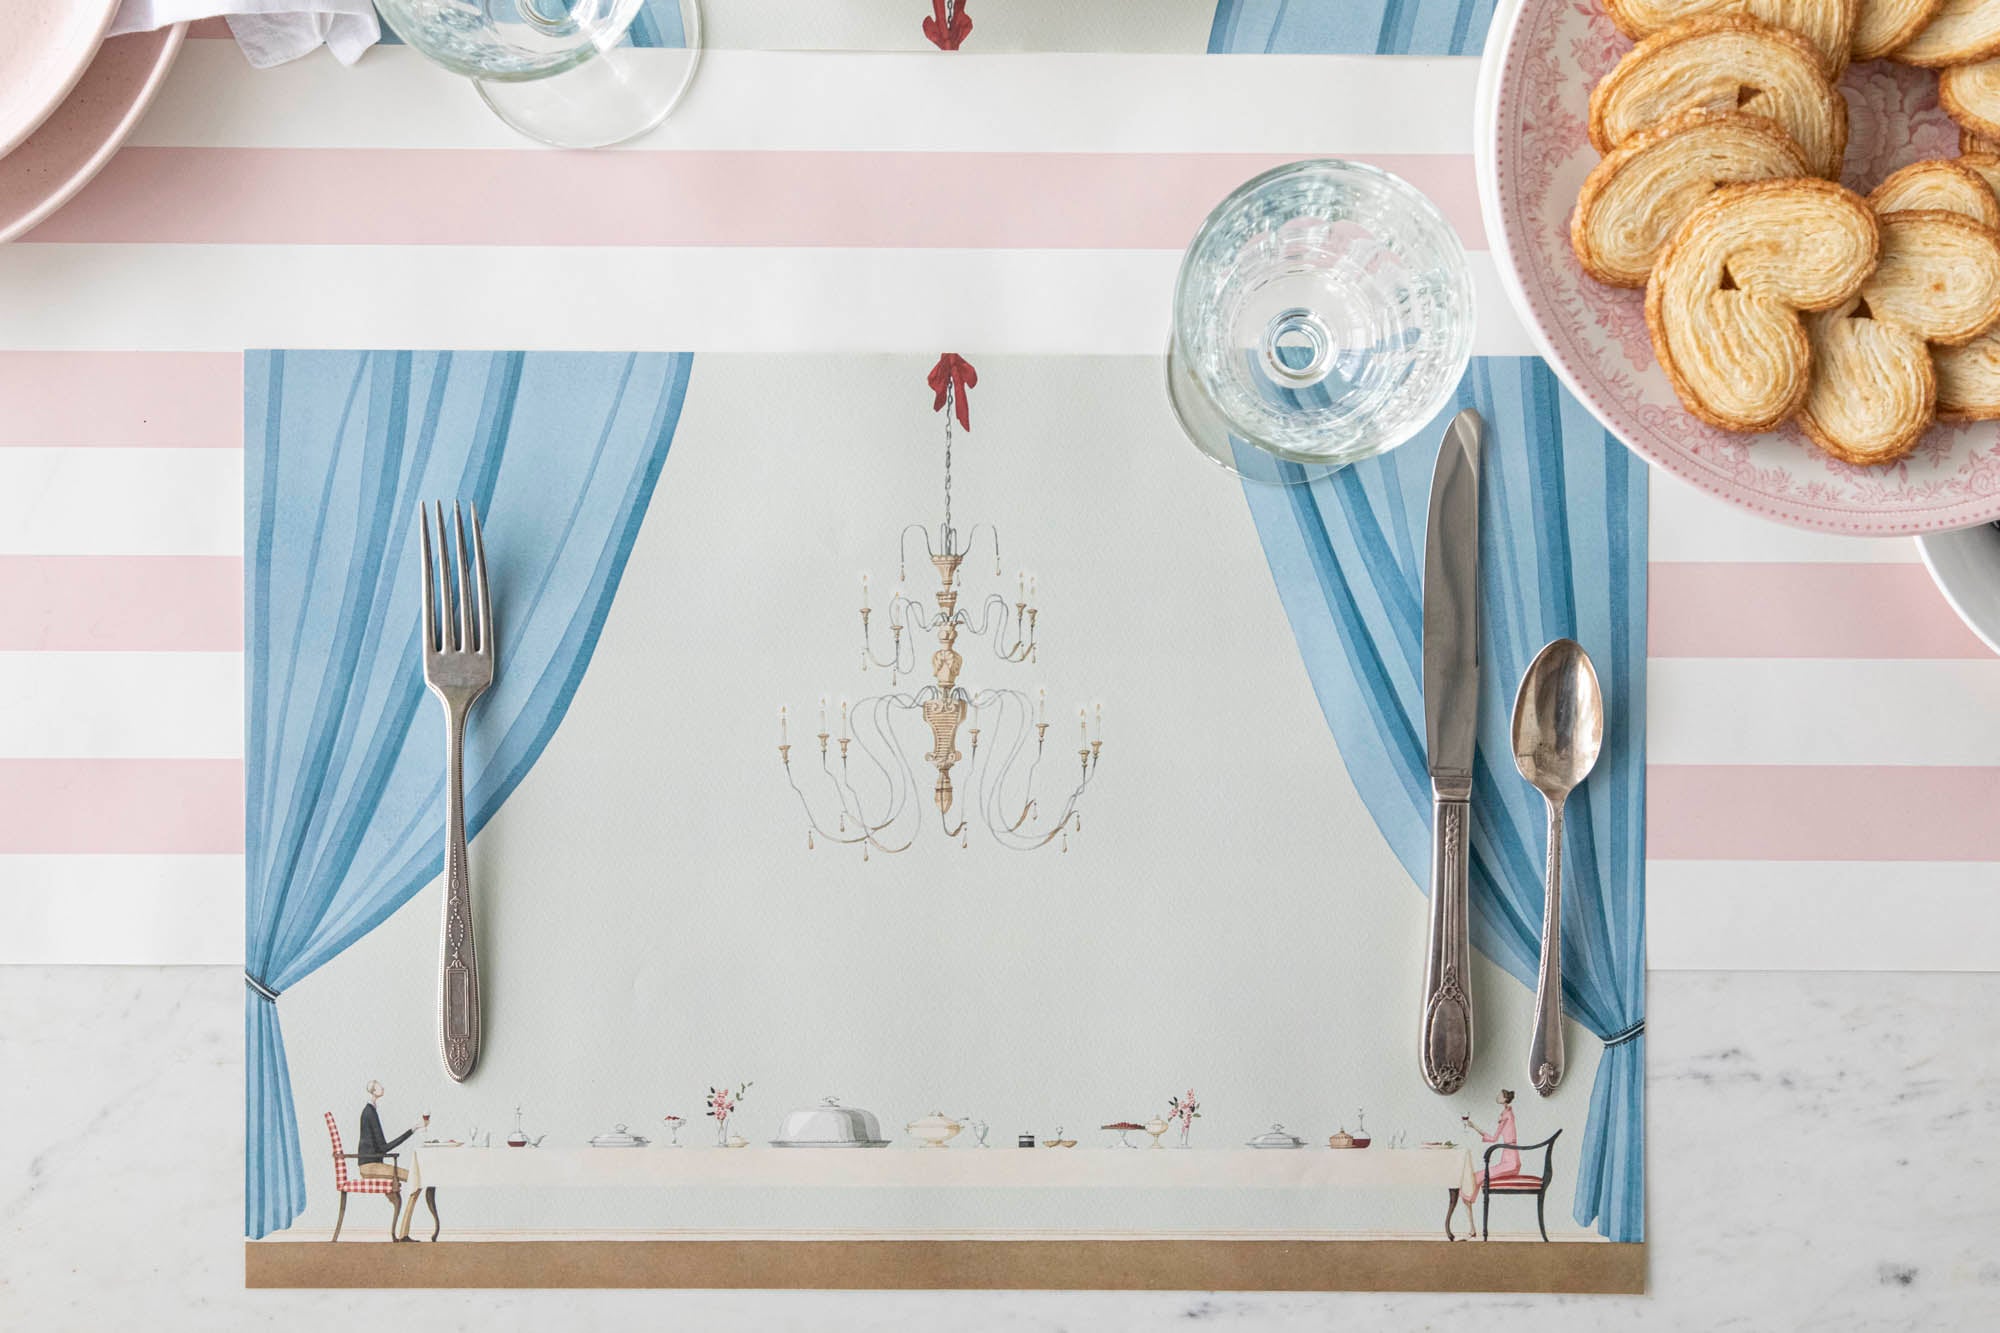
[1570,0,2000,464]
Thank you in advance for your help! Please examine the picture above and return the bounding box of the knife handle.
[1420,791,1474,1095]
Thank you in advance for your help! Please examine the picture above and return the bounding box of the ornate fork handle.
[440,702,481,1082]
[1420,787,1474,1095]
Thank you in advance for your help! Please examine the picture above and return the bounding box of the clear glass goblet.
[374,0,702,149]
[1168,159,1474,486]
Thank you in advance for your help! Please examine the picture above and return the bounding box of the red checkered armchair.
[324,1111,403,1241]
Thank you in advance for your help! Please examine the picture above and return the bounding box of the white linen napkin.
[110,1,381,69]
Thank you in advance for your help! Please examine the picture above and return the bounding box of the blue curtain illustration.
[1210,0,1497,55]
[244,350,693,1237]
[1236,362,1647,1241]
[1212,0,1644,1251]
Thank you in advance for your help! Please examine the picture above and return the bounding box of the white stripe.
[134,47,1482,155]
[1648,860,2000,971]
[0,653,241,758]
[13,849,1992,968]
[1648,470,1922,564]
[0,448,242,556]
[0,854,243,964]
[1648,659,2000,766]
[0,246,1536,358]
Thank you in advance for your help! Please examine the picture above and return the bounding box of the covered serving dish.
[1245,1124,1306,1149]
[588,1124,650,1148]
[769,1097,889,1148]
[906,1110,964,1148]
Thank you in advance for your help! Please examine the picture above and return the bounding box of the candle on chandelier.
[1018,571,1026,602]
[1094,702,1103,741]
[861,573,869,610]
[840,699,850,739]
[1038,688,1047,723]
[1029,573,1037,604]
[819,696,828,734]
[1078,707,1088,746]
[780,705,789,745]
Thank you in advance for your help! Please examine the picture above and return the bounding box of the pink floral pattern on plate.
[1485,0,2000,534]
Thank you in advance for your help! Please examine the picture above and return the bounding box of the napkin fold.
[111,1,381,69]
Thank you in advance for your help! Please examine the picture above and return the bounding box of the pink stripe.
[1650,764,2000,861]
[0,759,241,853]
[0,557,241,651]
[27,148,1487,249]
[1649,562,1992,659]
[0,352,241,447]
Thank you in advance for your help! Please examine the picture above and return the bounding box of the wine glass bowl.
[1168,159,1475,485]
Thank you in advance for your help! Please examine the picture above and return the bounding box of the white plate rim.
[1918,524,2000,656]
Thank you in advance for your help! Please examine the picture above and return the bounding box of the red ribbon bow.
[923,0,972,51]
[928,353,978,429]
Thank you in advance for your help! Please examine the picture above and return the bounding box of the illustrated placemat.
[243,350,1643,1291]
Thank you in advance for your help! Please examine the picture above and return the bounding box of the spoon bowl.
[1509,637,1604,1097]
[1510,638,1604,801]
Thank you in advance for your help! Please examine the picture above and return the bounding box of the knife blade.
[1419,407,1483,1095]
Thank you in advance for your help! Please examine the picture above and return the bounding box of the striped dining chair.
[323,1111,403,1241]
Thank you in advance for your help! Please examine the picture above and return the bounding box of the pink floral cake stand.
[1476,0,2000,536]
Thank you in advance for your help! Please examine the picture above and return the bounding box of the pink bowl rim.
[0,24,187,248]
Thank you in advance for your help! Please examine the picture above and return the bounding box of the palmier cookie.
[1893,0,2000,66]
[1921,153,2000,418]
[1602,0,1859,73]
[1645,178,1880,433]
[1573,110,1810,287]
[1942,58,2000,142]
[1801,209,2000,462]
[1590,17,1847,177]
[1858,0,1947,59]
[1868,157,2000,226]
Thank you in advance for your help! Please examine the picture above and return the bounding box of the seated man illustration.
[356,1079,426,1241]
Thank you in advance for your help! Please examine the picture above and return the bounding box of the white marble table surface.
[7,966,1996,1330]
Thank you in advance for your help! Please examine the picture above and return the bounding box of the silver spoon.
[1510,638,1605,1098]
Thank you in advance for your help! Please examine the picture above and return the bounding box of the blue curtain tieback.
[1602,1018,1645,1047]
[244,973,281,1003]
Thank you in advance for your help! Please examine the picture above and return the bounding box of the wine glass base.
[476,39,700,149]
[1166,339,1335,488]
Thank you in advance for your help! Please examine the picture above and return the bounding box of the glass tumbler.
[1168,159,1475,486]
[374,0,702,149]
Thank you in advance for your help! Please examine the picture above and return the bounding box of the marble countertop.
[5,966,1995,1330]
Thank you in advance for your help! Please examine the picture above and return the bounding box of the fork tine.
[452,500,472,655]
[469,500,491,658]
[435,501,457,651]
[419,503,438,654]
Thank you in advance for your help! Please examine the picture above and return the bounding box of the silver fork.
[419,500,493,1083]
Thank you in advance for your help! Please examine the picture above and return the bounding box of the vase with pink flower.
[1167,1090,1200,1148]
[706,1082,751,1146]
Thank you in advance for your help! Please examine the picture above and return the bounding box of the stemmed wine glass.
[374,0,702,149]
[1167,159,1475,485]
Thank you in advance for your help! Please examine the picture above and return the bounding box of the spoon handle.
[1529,798,1566,1097]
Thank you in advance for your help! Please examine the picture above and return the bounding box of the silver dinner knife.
[1419,408,1484,1095]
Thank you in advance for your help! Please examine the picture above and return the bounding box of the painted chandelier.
[779,355,1102,855]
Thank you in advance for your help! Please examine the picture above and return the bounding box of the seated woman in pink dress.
[1452,1088,1518,1239]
